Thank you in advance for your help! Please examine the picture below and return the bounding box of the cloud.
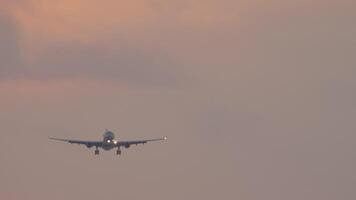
[1,0,355,87]
[0,0,189,86]
[0,0,252,86]
[0,10,23,80]
[29,42,184,86]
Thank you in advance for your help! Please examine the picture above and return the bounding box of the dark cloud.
[23,41,184,87]
[0,12,23,79]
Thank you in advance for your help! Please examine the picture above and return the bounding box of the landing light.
[107,140,111,143]
[164,136,168,140]
[113,140,118,144]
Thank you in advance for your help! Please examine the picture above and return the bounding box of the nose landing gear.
[94,148,99,155]
[116,149,121,155]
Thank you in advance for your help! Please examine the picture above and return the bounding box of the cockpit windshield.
[103,130,115,141]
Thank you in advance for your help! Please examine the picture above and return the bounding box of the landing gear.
[94,148,99,155]
[116,149,121,155]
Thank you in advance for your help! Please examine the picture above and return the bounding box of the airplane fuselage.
[102,131,118,151]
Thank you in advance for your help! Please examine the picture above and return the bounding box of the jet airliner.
[49,130,167,155]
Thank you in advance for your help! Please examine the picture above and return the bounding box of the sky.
[0,0,355,199]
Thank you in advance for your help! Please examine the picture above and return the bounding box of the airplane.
[49,130,167,155]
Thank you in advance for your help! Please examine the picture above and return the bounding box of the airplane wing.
[49,137,102,148]
[118,136,167,147]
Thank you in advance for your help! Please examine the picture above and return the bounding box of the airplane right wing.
[118,136,167,147]
[49,137,102,148]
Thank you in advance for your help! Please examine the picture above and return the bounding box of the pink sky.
[0,1,355,200]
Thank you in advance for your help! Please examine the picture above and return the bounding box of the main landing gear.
[93,147,121,156]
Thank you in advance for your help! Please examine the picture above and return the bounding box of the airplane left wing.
[49,137,102,148]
